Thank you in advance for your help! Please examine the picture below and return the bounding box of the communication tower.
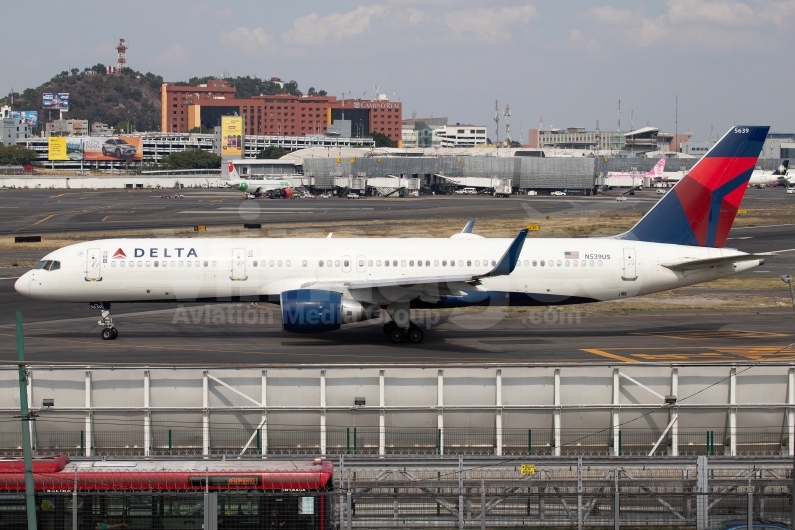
[493,99,499,146]
[503,104,511,147]
[116,39,127,71]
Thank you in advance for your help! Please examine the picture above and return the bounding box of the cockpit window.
[33,260,60,271]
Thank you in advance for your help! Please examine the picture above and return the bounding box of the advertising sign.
[82,136,142,161]
[47,137,69,161]
[11,111,38,126]
[221,116,243,156]
[42,93,70,111]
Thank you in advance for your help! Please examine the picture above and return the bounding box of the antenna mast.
[617,99,621,133]
[493,99,500,146]
[504,103,511,147]
[116,39,127,71]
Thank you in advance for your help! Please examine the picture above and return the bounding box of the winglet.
[480,229,528,278]
[461,220,475,233]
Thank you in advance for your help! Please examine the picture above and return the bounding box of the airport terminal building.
[160,79,402,144]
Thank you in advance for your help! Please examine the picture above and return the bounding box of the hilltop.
[1,65,323,133]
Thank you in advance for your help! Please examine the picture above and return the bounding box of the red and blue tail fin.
[618,125,769,247]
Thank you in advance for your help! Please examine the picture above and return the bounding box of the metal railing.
[3,427,790,458]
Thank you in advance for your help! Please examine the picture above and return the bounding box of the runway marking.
[101,216,108,222]
[633,353,726,361]
[581,348,638,363]
[732,223,795,230]
[178,211,314,214]
[631,329,790,340]
[49,193,65,198]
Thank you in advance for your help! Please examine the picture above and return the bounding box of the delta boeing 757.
[15,126,774,344]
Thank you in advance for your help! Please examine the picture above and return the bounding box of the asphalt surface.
[1,187,794,366]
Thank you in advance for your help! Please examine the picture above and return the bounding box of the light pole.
[783,274,795,530]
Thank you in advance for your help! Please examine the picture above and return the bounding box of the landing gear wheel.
[110,328,118,340]
[383,322,397,337]
[388,327,406,344]
[101,328,115,340]
[406,325,424,344]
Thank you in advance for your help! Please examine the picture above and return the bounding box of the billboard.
[11,111,38,126]
[42,93,70,111]
[47,137,69,161]
[82,136,143,161]
[221,116,243,156]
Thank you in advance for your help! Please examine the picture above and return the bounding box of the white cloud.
[444,5,537,43]
[219,26,276,54]
[581,0,795,50]
[282,6,391,47]
[154,44,190,66]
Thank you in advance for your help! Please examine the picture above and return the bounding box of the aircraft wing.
[661,253,773,271]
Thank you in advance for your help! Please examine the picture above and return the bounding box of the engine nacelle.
[280,289,379,333]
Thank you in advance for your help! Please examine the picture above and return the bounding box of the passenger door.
[622,248,637,281]
[86,248,102,281]
[231,248,247,281]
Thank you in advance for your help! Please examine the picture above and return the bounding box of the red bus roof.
[0,455,333,492]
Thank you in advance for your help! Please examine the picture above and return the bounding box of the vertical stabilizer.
[619,125,769,247]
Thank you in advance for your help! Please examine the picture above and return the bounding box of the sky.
[3,0,794,141]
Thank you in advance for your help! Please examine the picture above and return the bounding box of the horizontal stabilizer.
[661,253,772,271]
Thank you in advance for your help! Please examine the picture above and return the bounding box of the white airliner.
[657,159,789,188]
[606,158,666,183]
[225,161,293,198]
[15,126,774,344]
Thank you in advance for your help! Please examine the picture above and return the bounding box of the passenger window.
[401,260,406,267]
[278,260,283,267]
[540,260,545,267]
[302,260,307,267]
[491,260,496,266]
[187,261,191,267]
[212,261,217,267]
[516,261,521,268]
[417,260,422,267]
[170,261,175,267]
[523,260,528,266]
[458,260,463,267]
[285,260,291,267]
[146,261,151,267]
[368,260,373,267]
[450,260,455,267]
[589,260,594,267]
[376,260,381,266]
[385,260,389,267]
[565,260,570,266]
[573,260,578,267]
[532,260,537,267]
[327,260,332,267]
[111,261,116,268]
[335,260,340,267]
[425,260,430,267]
[154,261,159,267]
[409,260,414,266]
[344,260,350,267]
[358,260,364,267]
[598,260,603,267]
[557,260,562,266]
[475,260,480,267]
[548,260,554,267]
[434,260,439,266]
[195,261,200,267]
[319,260,324,267]
[204,261,208,267]
[581,260,586,267]
[393,260,397,267]
[442,260,447,266]
[120,262,125,268]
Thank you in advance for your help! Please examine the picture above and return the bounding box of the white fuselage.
[15,237,761,307]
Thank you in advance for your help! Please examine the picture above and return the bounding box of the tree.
[509,140,522,148]
[371,131,396,148]
[256,146,290,159]
[0,145,39,165]
[162,149,221,170]
[318,89,327,96]
[307,87,317,96]
[188,126,213,134]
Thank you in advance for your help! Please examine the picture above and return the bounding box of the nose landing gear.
[98,309,118,340]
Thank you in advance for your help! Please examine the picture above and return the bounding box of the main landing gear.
[98,309,118,340]
[383,322,424,344]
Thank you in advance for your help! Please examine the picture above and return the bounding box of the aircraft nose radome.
[14,274,29,297]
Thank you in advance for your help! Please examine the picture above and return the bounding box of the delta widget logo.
[112,248,127,259]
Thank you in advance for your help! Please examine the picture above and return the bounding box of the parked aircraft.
[226,161,293,198]
[606,158,666,182]
[15,126,774,344]
[657,159,789,188]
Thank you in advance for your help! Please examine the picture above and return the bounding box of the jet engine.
[280,289,379,333]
